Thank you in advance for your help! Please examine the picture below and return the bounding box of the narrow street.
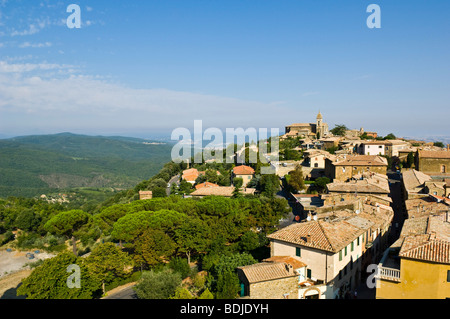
[386,171,406,245]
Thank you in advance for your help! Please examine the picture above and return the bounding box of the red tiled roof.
[233,165,255,175]
[399,237,450,264]
[237,262,298,283]
[267,219,364,253]
[195,182,220,190]
[263,256,307,269]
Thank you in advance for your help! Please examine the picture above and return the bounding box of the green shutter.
[296,247,301,257]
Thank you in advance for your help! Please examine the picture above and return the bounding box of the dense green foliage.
[17,252,103,299]
[1,135,293,300]
[0,133,173,198]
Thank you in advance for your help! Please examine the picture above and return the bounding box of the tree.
[85,243,133,295]
[134,229,176,268]
[44,210,92,256]
[134,269,182,299]
[288,165,305,193]
[406,152,415,168]
[232,177,243,188]
[171,287,194,299]
[198,288,214,299]
[215,269,239,299]
[110,211,153,245]
[169,257,191,279]
[238,231,260,252]
[152,187,167,198]
[17,252,102,299]
[174,217,210,264]
[258,174,280,198]
[434,141,445,148]
[330,124,348,136]
[232,177,244,198]
[383,133,396,140]
[15,209,41,232]
[205,169,219,184]
[314,177,331,194]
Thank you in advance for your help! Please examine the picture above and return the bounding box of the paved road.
[166,174,180,196]
[103,284,138,299]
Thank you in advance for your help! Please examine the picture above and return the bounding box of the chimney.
[429,231,436,240]
[306,234,312,243]
[285,263,293,274]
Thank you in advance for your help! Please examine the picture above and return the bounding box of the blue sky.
[0,0,449,139]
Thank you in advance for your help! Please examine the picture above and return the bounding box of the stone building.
[138,190,153,200]
[324,155,388,182]
[284,112,329,139]
[267,200,394,299]
[415,150,450,176]
[237,256,308,299]
[232,165,255,187]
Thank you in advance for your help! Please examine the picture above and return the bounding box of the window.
[447,270,450,282]
[307,269,312,279]
[296,247,301,257]
[441,165,446,173]
[357,236,360,246]
[339,250,342,261]
[344,246,348,256]
[351,241,354,252]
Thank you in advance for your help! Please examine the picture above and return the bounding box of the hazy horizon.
[0,1,449,138]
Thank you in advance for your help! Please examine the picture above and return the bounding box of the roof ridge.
[316,220,334,251]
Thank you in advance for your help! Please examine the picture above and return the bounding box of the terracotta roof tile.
[233,165,255,175]
[418,150,450,159]
[399,237,450,264]
[267,219,364,253]
[195,182,220,190]
[190,186,256,197]
[238,262,298,283]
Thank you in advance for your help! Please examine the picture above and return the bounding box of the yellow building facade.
[377,257,450,299]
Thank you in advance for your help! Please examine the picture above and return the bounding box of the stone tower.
[316,111,323,137]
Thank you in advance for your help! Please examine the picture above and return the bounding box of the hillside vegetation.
[0,133,173,198]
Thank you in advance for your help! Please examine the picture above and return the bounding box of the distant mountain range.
[0,133,174,198]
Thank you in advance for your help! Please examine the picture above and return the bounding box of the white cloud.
[19,41,52,48]
[0,61,73,73]
[11,24,40,37]
[0,61,288,134]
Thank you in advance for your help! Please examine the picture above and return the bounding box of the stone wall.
[248,277,299,299]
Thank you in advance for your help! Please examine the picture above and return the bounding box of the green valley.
[0,133,173,198]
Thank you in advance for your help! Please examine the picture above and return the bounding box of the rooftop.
[237,261,299,284]
[390,212,450,265]
[190,186,256,197]
[331,155,388,166]
[418,150,450,159]
[233,165,255,175]
[402,169,432,192]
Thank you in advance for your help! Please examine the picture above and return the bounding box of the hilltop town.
[155,111,450,299]
[1,113,449,300]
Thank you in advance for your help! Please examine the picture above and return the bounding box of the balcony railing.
[378,266,401,282]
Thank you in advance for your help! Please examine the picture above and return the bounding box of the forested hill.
[0,133,174,198]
